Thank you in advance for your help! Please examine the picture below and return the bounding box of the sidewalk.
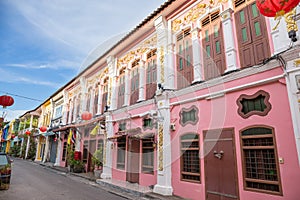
[38,161,186,200]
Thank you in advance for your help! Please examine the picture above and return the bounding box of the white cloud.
[8,0,165,54]
[0,68,60,88]
[2,109,28,122]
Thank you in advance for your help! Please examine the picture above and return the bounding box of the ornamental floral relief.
[171,0,229,32]
[158,123,164,171]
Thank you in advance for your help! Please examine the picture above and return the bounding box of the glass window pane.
[186,40,189,51]
[179,44,183,54]
[206,45,211,57]
[215,41,220,54]
[240,10,245,24]
[254,21,261,36]
[205,30,209,42]
[187,55,190,66]
[242,28,248,41]
[180,58,183,70]
[214,25,219,37]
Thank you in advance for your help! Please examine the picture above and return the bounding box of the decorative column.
[43,136,49,162]
[123,67,131,106]
[62,90,69,124]
[138,59,146,102]
[97,85,103,114]
[101,114,113,179]
[166,20,175,90]
[220,8,238,73]
[80,77,87,113]
[68,100,73,124]
[192,27,203,83]
[54,136,61,166]
[155,15,169,89]
[90,89,95,113]
[285,59,300,165]
[107,56,118,110]
[73,97,78,123]
[153,94,173,196]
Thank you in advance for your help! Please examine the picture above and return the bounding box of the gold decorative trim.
[158,123,164,171]
[285,8,298,32]
[160,46,165,83]
[172,1,228,32]
[117,35,157,68]
[294,59,300,67]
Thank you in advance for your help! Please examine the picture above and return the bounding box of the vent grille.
[234,0,246,8]
[211,11,220,22]
[147,49,157,59]
[132,59,140,67]
[202,16,210,27]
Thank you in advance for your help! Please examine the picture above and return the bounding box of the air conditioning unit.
[170,123,176,131]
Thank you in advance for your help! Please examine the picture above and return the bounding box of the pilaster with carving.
[192,27,203,82]
[138,59,146,102]
[220,8,238,73]
[124,68,131,106]
[153,93,173,196]
[155,16,168,89]
[101,114,113,179]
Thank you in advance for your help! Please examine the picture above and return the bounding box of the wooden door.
[204,129,239,200]
[126,138,140,183]
[88,140,96,172]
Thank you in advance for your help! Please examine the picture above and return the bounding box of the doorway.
[126,138,140,183]
[204,128,239,200]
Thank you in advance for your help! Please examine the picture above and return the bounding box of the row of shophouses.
[2,0,300,199]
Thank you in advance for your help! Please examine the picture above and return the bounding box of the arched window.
[240,126,282,195]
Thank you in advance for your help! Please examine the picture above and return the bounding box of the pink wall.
[111,103,157,186]
[170,68,300,200]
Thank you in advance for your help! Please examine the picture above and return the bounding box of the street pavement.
[0,159,148,200]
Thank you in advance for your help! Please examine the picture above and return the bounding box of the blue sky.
[0,0,165,121]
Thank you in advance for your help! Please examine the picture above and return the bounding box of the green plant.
[66,145,75,167]
[9,145,21,157]
[92,148,103,169]
[72,160,84,173]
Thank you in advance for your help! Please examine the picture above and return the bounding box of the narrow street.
[0,159,138,200]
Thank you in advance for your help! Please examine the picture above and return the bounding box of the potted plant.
[66,146,75,172]
[92,148,103,178]
[72,160,84,173]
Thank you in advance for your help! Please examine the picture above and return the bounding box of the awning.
[108,135,126,141]
[43,131,56,136]
[130,132,154,139]
[116,127,141,136]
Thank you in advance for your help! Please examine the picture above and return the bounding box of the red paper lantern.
[256,0,300,17]
[81,111,92,120]
[0,95,14,108]
[25,130,31,135]
[39,126,47,132]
